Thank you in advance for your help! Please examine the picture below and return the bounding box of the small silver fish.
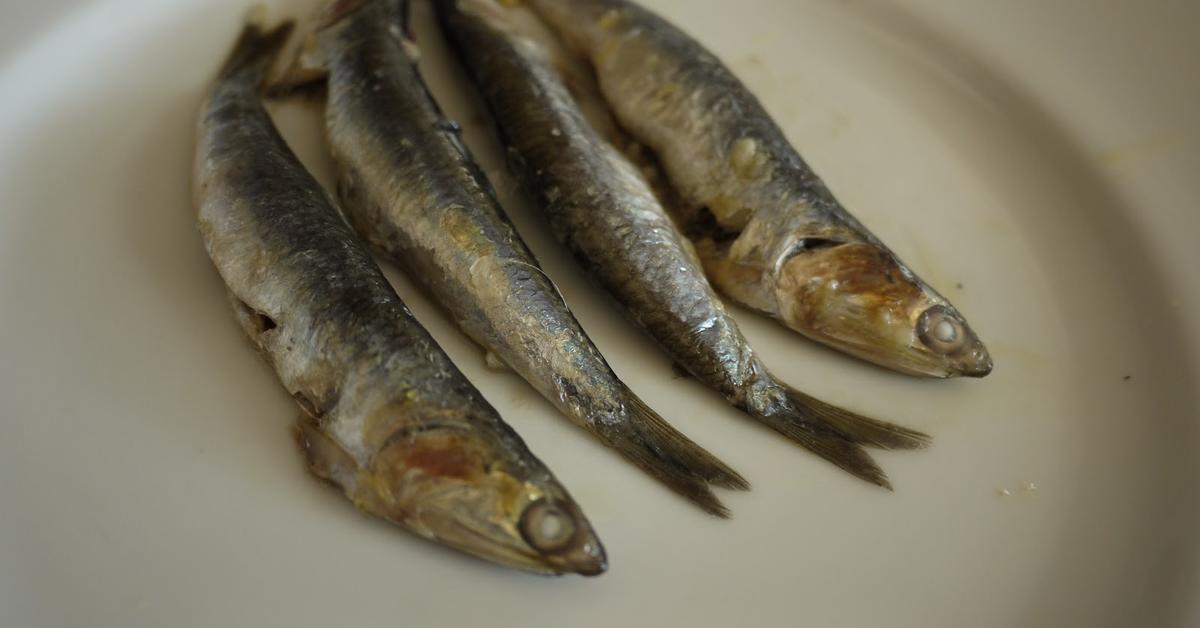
[528,0,993,379]
[193,16,605,575]
[271,0,747,516]
[437,0,929,489]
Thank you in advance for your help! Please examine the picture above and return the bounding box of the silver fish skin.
[281,0,747,516]
[437,0,929,488]
[192,17,605,575]
[527,0,992,379]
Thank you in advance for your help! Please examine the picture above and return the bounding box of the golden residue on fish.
[490,468,534,520]
[439,206,495,257]
[707,194,753,227]
[779,242,923,331]
[654,82,680,100]
[598,8,622,30]
[729,137,769,181]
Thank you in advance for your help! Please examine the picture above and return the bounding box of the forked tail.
[785,387,931,451]
[748,382,930,490]
[604,389,749,518]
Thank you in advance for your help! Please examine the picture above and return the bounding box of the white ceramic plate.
[2,1,1197,626]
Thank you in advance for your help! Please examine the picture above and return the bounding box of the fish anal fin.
[295,417,359,489]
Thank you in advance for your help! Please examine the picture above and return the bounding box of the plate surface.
[1,1,1197,626]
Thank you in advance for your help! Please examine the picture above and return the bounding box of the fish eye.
[917,305,965,354]
[519,500,578,553]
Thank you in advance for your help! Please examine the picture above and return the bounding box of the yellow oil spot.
[489,471,535,520]
[1098,133,1174,170]
[405,389,419,402]
[730,137,769,180]
[598,9,621,30]
[440,208,495,258]
[654,82,680,100]
[709,193,751,226]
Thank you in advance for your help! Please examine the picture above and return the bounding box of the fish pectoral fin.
[484,351,511,372]
[294,416,359,488]
[696,242,776,316]
[670,361,692,380]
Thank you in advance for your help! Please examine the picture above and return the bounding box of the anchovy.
[273,0,747,516]
[526,0,992,379]
[193,15,605,575]
[437,0,929,488]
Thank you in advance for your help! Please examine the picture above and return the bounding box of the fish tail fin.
[744,383,928,489]
[754,410,894,489]
[783,387,932,451]
[603,390,749,518]
[625,391,751,491]
[218,8,295,81]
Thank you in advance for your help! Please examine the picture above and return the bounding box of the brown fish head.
[773,236,992,378]
[361,424,607,576]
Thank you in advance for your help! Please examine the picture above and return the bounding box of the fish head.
[362,425,607,576]
[773,235,992,378]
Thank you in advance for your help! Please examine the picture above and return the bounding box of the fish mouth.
[915,304,993,378]
[955,349,994,378]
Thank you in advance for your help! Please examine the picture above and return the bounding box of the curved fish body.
[193,18,605,575]
[437,0,929,488]
[527,0,992,379]
[282,0,746,516]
